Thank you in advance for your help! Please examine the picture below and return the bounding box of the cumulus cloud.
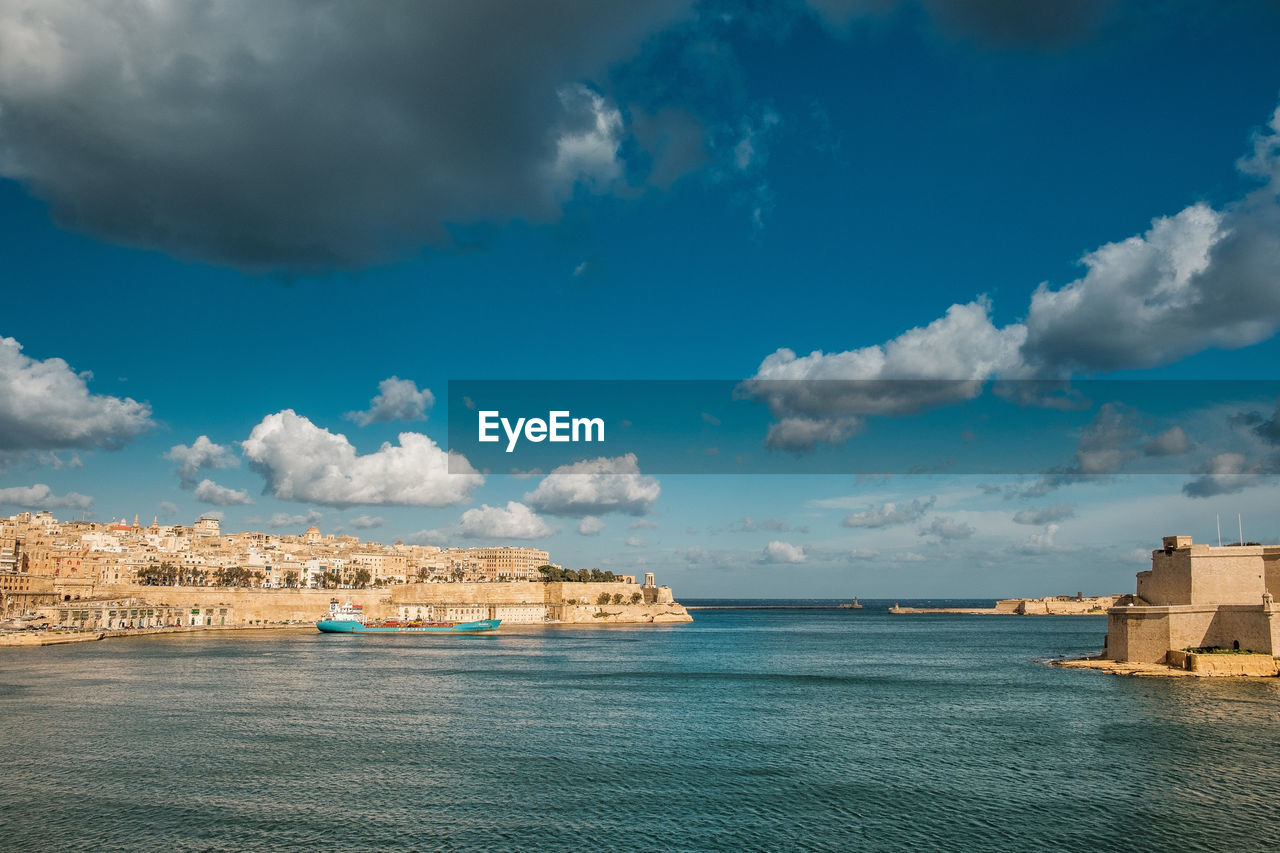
[849,548,880,560]
[1012,505,1075,525]
[344,377,434,427]
[744,301,1026,450]
[842,497,935,529]
[159,501,179,518]
[241,409,482,508]
[0,336,152,452]
[625,536,647,548]
[266,510,323,529]
[1230,397,1280,446]
[1015,523,1061,555]
[193,479,253,506]
[0,1,694,271]
[1144,426,1192,457]
[1181,452,1275,499]
[746,103,1280,450]
[523,453,660,516]
[762,540,806,564]
[551,84,625,192]
[920,516,975,540]
[731,517,792,533]
[457,501,554,540]
[891,551,926,564]
[166,435,238,487]
[577,516,606,536]
[405,529,448,546]
[0,483,93,510]
[1018,403,1145,496]
[349,514,385,530]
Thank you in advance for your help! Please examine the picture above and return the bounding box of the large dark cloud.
[0,0,692,271]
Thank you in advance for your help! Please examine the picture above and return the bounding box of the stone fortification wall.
[994,596,1119,615]
[1140,544,1266,606]
[1107,604,1279,663]
[64,581,690,626]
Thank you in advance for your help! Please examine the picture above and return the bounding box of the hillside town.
[0,510,591,605]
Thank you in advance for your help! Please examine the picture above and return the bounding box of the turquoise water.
[3,606,1279,852]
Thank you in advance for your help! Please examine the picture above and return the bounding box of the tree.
[353,569,372,588]
[576,569,591,582]
[321,569,342,589]
[596,592,612,605]
[630,592,642,604]
[283,570,300,588]
[611,593,624,605]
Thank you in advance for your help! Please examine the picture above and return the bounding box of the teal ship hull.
[316,618,501,634]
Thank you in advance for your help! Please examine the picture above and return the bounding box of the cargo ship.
[316,600,501,634]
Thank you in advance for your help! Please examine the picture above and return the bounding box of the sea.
[2,601,1279,852]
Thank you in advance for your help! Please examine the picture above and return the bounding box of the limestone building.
[1105,535,1280,663]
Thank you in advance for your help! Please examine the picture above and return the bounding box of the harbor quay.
[7,579,691,635]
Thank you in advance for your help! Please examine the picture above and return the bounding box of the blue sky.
[3,0,1280,597]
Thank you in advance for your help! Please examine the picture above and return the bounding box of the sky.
[3,0,1280,597]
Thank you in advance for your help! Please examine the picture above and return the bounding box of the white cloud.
[731,517,792,533]
[405,528,448,546]
[242,410,483,508]
[891,551,927,564]
[166,435,238,487]
[457,501,554,540]
[523,453,660,517]
[1020,199,1280,373]
[1144,425,1192,457]
[1019,403,1148,496]
[0,483,93,510]
[266,510,323,529]
[745,102,1280,450]
[349,514,386,530]
[745,301,1025,450]
[849,548,880,560]
[192,479,253,506]
[762,540,806,563]
[1016,523,1061,555]
[625,535,647,548]
[344,377,434,427]
[159,501,178,518]
[842,497,935,529]
[552,84,624,193]
[0,336,152,451]
[1182,452,1266,499]
[1012,505,1075,525]
[577,516,606,536]
[920,516,975,540]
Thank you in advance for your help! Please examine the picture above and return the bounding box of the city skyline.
[4,1,1280,597]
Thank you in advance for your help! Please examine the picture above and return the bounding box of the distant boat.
[839,598,863,610]
[316,599,500,634]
